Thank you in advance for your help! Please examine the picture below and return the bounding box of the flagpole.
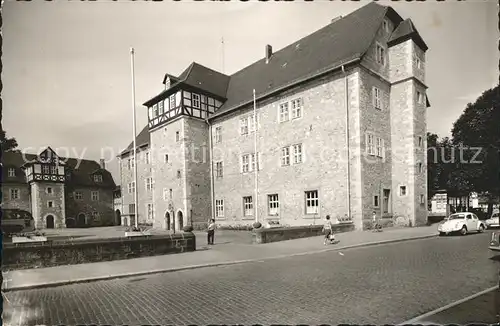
[130,47,139,229]
[253,89,258,223]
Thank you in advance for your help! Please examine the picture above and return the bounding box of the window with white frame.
[153,103,158,117]
[373,195,380,207]
[8,168,15,177]
[305,190,319,214]
[250,153,260,171]
[214,126,222,143]
[279,102,289,123]
[376,44,386,66]
[291,98,303,119]
[376,137,384,158]
[42,165,50,174]
[215,161,223,178]
[158,101,164,115]
[243,196,253,217]
[170,95,175,109]
[416,57,422,69]
[130,158,135,169]
[373,87,382,109]
[399,186,407,196]
[10,188,19,200]
[75,191,83,200]
[241,154,250,173]
[417,91,424,104]
[215,199,224,218]
[163,188,168,201]
[46,187,53,194]
[50,165,57,174]
[47,201,54,208]
[292,144,303,164]
[94,175,103,183]
[91,191,99,201]
[145,151,150,164]
[281,147,290,166]
[268,194,279,216]
[128,182,135,194]
[366,133,375,155]
[249,114,258,132]
[147,203,154,220]
[420,194,425,205]
[192,93,201,109]
[240,117,249,135]
[145,177,154,191]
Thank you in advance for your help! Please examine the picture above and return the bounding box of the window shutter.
[372,88,376,107]
[239,155,243,173]
[379,90,383,110]
[239,119,244,135]
[258,152,262,171]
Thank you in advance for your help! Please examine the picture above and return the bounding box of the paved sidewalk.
[2,226,438,292]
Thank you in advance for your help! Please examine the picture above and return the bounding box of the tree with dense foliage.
[0,105,19,156]
[451,84,500,214]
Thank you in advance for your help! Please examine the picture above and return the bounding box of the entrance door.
[177,211,184,231]
[115,210,121,226]
[46,215,55,229]
[77,213,86,226]
[165,212,171,230]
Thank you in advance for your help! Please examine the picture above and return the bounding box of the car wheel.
[439,232,446,236]
[460,226,468,235]
[478,224,485,233]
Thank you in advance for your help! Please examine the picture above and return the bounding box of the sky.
[3,0,498,181]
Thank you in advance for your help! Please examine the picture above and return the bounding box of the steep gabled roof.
[388,18,428,52]
[211,1,393,118]
[120,125,150,156]
[2,150,116,189]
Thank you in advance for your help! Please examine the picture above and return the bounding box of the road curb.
[3,233,437,292]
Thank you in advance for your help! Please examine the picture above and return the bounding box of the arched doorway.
[115,210,121,226]
[77,213,86,227]
[46,215,55,229]
[177,211,184,231]
[165,212,171,230]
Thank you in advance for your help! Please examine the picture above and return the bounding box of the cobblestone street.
[4,232,499,325]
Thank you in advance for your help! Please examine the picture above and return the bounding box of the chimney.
[331,15,342,24]
[265,44,273,64]
[99,159,105,170]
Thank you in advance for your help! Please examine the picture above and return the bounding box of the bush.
[183,226,194,232]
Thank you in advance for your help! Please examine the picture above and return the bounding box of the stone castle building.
[119,2,430,231]
[3,147,117,229]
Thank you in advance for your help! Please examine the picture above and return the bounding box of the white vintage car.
[485,212,500,229]
[437,212,486,236]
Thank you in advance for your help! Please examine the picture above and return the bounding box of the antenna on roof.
[221,37,225,74]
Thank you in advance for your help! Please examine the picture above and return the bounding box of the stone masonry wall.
[66,187,114,226]
[3,183,31,212]
[150,118,187,232]
[210,68,363,229]
[32,182,66,229]
[183,117,212,229]
[120,147,153,225]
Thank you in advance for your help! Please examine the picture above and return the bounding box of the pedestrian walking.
[372,211,382,232]
[322,215,334,245]
[207,219,216,245]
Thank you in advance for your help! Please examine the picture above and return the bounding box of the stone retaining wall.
[252,223,355,244]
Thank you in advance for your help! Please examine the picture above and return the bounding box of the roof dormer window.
[94,175,103,183]
[8,168,15,177]
[165,77,171,90]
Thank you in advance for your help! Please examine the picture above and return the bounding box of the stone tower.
[23,147,67,229]
[388,19,429,226]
